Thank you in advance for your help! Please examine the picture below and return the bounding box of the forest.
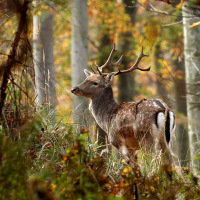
[0,0,200,199]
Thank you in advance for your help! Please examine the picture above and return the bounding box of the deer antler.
[96,43,123,75]
[113,46,151,76]
[94,43,150,76]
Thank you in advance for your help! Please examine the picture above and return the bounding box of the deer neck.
[89,86,118,133]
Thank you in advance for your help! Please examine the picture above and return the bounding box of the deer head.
[71,43,151,99]
[71,70,115,99]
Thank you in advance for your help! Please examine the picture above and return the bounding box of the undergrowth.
[0,104,200,200]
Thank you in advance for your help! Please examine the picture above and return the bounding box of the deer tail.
[165,111,175,144]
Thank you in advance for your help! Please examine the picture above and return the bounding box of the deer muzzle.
[71,87,79,94]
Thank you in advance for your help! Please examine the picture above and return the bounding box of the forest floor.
[0,104,200,200]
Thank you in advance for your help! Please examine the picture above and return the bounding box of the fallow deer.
[71,44,176,164]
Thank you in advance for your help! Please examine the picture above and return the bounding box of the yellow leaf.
[121,159,126,163]
[141,0,148,5]
[162,60,167,66]
[190,21,200,28]
[123,166,132,173]
[176,0,186,9]
[51,184,57,190]
[150,186,155,192]
[36,11,42,16]
[105,183,110,187]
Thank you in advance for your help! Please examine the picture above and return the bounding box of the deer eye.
[93,82,98,86]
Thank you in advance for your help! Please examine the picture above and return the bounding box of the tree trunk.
[0,0,29,118]
[153,41,170,105]
[42,15,57,109]
[96,35,111,154]
[71,0,89,125]
[173,57,189,166]
[172,0,189,166]
[182,2,200,170]
[118,0,137,103]
[33,12,57,110]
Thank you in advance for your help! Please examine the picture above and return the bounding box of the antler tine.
[114,46,151,76]
[98,43,123,73]
[113,55,123,66]
[90,64,96,73]
[94,61,104,75]
[98,43,116,72]
[94,61,103,75]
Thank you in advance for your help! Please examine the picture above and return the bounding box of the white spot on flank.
[153,102,158,107]
[133,123,137,130]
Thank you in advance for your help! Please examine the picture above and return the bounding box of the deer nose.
[71,87,79,93]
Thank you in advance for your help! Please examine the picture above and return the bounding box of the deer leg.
[160,139,175,166]
[119,145,130,163]
[119,145,139,168]
[128,149,140,170]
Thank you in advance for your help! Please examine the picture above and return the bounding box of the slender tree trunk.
[42,15,57,109]
[182,2,200,170]
[33,12,57,110]
[33,15,45,105]
[153,41,170,105]
[96,35,111,153]
[118,0,137,103]
[71,0,89,125]
[172,0,189,166]
[173,57,189,166]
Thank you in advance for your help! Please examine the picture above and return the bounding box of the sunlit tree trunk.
[172,0,189,166]
[118,0,137,103]
[33,15,43,105]
[33,12,57,110]
[182,2,200,170]
[71,0,89,125]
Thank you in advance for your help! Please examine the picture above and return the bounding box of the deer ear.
[105,73,115,85]
[84,69,93,77]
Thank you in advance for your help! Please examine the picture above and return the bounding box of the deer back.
[108,99,174,153]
